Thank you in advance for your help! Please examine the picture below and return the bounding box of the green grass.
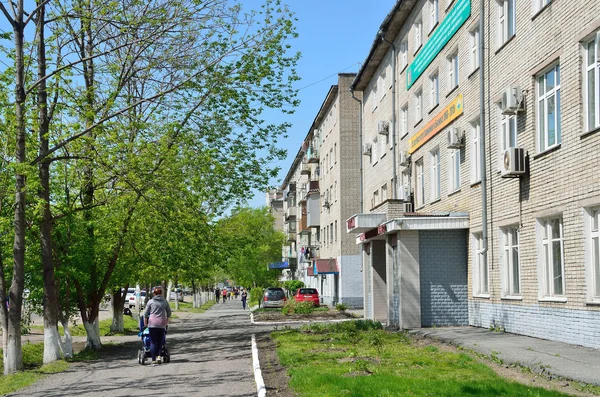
[174,299,216,313]
[272,321,574,397]
[30,315,140,337]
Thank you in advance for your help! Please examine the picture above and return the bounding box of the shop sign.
[347,216,356,230]
[406,0,471,89]
[409,94,463,154]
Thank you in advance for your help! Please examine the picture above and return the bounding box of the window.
[330,148,334,168]
[430,148,441,201]
[501,227,521,296]
[587,207,600,300]
[373,190,379,206]
[415,89,423,122]
[497,0,515,47]
[473,233,488,295]
[400,105,409,137]
[400,40,408,70]
[429,0,438,32]
[584,33,600,132]
[539,217,565,297]
[448,51,459,91]
[371,84,378,112]
[499,112,517,167]
[537,64,561,152]
[470,27,480,72]
[470,121,482,183]
[448,147,460,192]
[414,18,423,51]
[334,181,337,201]
[416,159,425,207]
[430,72,439,108]
[334,143,337,164]
[381,184,388,201]
[533,0,551,13]
[334,220,338,242]
[378,68,387,100]
[372,137,378,164]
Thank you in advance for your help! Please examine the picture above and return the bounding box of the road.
[11,297,268,397]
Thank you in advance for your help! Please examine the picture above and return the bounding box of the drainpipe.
[479,1,489,271]
[350,88,363,213]
[379,32,398,199]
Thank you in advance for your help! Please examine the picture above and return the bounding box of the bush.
[250,287,264,306]
[335,303,348,312]
[282,300,315,315]
[300,319,383,334]
[282,280,304,296]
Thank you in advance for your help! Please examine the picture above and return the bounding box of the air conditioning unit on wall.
[447,127,463,149]
[501,86,523,115]
[362,143,372,156]
[398,184,411,201]
[501,147,526,177]
[378,120,389,135]
[399,151,410,166]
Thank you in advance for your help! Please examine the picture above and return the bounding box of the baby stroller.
[137,316,170,365]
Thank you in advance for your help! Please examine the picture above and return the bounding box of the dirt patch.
[253,310,355,322]
[255,333,297,397]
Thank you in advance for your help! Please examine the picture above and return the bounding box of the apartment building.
[279,74,363,307]
[346,0,600,348]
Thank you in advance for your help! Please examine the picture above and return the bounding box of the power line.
[297,62,361,91]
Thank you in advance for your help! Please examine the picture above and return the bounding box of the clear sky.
[246,1,395,208]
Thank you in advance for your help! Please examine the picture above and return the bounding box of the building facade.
[346,0,600,349]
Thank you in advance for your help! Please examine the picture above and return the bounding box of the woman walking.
[143,286,171,365]
[241,289,248,310]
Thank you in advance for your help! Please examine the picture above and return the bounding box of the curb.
[250,312,360,325]
[251,334,266,397]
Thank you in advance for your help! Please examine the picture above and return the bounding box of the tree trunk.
[36,0,61,364]
[58,319,73,359]
[83,320,101,350]
[6,15,27,375]
[110,289,126,333]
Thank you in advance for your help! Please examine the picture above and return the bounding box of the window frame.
[416,159,425,208]
[536,63,561,152]
[584,33,600,132]
[448,147,460,193]
[448,51,459,91]
[400,104,409,138]
[400,40,409,71]
[473,233,489,296]
[430,71,439,108]
[429,0,439,33]
[498,111,517,168]
[414,17,423,52]
[497,0,515,48]
[586,207,600,302]
[415,89,423,122]
[469,26,480,72]
[501,226,521,297]
[430,148,441,201]
[470,121,482,184]
[538,217,566,299]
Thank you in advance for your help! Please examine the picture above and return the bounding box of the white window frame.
[537,64,561,152]
[371,84,378,112]
[372,136,378,164]
[400,40,408,71]
[448,51,459,91]
[585,207,600,302]
[429,0,439,32]
[533,0,551,14]
[584,32,600,132]
[415,89,423,122]
[400,104,409,138]
[381,184,388,201]
[470,121,482,184]
[430,148,441,201]
[538,217,566,299]
[448,147,460,193]
[499,112,517,168]
[501,226,521,297]
[416,159,425,208]
[497,0,515,48]
[430,71,439,108]
[414,18,423,52]
[469,26,480,72]
[473,233,489,296]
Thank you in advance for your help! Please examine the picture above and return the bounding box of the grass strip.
[272,320,574,397]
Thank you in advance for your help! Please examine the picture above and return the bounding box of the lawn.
[272,320,576,397]
[174,299,216,313]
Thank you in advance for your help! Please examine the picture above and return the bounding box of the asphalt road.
[11,298,267,397]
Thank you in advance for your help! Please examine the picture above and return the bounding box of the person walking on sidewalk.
[241,289,248,310]
[215,287,220,303]
[222,288,227,303]
[143,286,171,366]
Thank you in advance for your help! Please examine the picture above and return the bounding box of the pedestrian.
[215,287,220,303]
[241,289,248,310]
[143,286,171,366]
[222,288,227,303]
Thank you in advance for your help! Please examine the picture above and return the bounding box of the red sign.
[359,233,366,241]
[347,216,356,230]
[377,224,387,235]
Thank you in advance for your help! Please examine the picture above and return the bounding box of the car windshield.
[299,288,317,295]
[266,289,285,299]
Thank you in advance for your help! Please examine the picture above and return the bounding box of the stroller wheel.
[138,350,142,364]
[163,347,170,363]
[140,351,147,365]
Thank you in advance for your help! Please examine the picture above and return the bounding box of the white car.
[170,289,184,302]
[124,289,146,313]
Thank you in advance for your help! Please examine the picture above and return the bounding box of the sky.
[246,0,395,208]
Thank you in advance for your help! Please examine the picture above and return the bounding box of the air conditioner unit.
[501,86,523,115]
[447,127,463,149]
[399,151,410,166]
[402,202,414,213]
[377,120,389,135]
[362,143,372,156]
[501,147,526,177]
[398,184,410,201]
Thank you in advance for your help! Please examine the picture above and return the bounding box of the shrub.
[282,280,304,296]
[335,303,348,312]
[250,287,264,306]
[282,300,314,315]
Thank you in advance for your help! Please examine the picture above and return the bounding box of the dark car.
[263,287,286,308]
[294,288,320,307]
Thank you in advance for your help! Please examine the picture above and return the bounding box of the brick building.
[345,0,600,348]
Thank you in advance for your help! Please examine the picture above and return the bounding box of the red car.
[295,288,320,307]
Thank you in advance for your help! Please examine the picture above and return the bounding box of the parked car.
[294,288,320,307]
[262,287,286,308]
[170,288,184,302]
[124,289,146,314]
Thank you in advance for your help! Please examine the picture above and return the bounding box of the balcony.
[285,203,297,220]
[281,245,297,259]
[346,213,388,234]
[307,147,319,163]
[308,180,319,192]
[306,193,320,228]
[287,230,297,242]
[300,160,311,175]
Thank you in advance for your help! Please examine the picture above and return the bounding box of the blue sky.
[246,1,394,208]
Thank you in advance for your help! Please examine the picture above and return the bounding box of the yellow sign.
[408,94,463,154]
